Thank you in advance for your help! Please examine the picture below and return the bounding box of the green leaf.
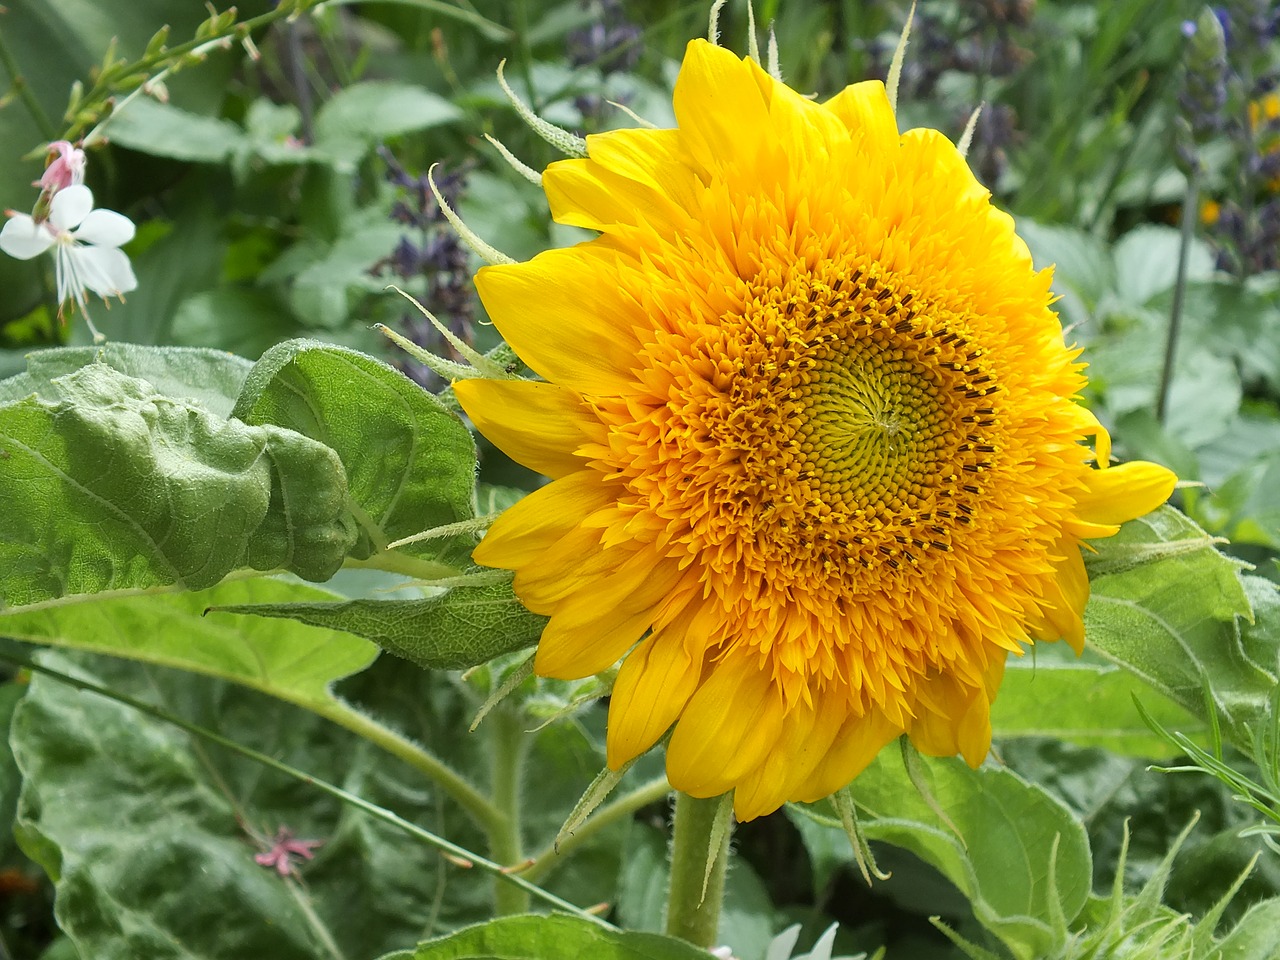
[401,913,715,959]
[312,82,463,168]
[0,579,376,714]
[0,363,357,607]
[289,221,405,328]
[172,288,301,359]
[1016,220,1116,323]
[1216,897,1280,958]
[798,749,1092,960]
[214,577,547,671]
[0,343,253,415]
[1083,507,1270,746]
[232,339,478,571]
[991,656,1205,756]
[92,203,228,346]
[102,96,248,162]
[1112,225,1216,307]
[11,649,483,960]
[321,0,514,43]
[615,824,668,935]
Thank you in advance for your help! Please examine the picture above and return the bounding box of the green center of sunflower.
[638,256,1006,588]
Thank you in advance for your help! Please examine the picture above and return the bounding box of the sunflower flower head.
[455,39,1177,821]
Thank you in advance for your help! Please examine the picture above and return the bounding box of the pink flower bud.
[35,141,87,194]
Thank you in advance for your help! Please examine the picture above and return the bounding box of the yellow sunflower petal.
[1074,460,1179,526]
[823,80,899,144]
[455,378,596,479]
[605,606,707,769]
[731,691,850,821]
[665,653,786,797]
[791,708,902,804]
[1045,544,1089,652]
[587,128,700,209]
[474,249,642,394]
[911,653,1005,766]
[671,40,771,174]
[472,471,611,569]
[534,550,682,679]
[545,128,700,233]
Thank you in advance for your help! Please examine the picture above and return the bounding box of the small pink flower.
[254,827,323,878]
[34,141,86,194]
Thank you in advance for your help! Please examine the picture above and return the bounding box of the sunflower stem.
[665,792,731,948]
[1156,165,1199,424]
[489,703,531,915]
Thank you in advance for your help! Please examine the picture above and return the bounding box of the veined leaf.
[312,82,463,168]
[11,650,483,960]
[1215,897,1280,958]
[992,657,1205,756]
[0,579,376,714]
[0,363,356,608]
[0,343,253,416]
[214,577,547,671]
[1084,506,1273,747]
[794,749,1092,960]
[390,913,716,959]
[232,340,478,574]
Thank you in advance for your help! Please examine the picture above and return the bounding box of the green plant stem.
[513,0,538,108]
[317,699,503,836]
[0,649,610,926]
[1156,166,1200,423]
[489,704,530,915]
[76,0,325,146]
[665,792,730,949]
[523,775,672,883]
[0,26,58,140]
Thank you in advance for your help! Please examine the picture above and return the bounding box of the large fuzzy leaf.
[792,749,1092,960]
[10,651,488,960]
[1084,506,1273,748]
[0,363,356,607]
[0,579,376,715]
[383,913,716,960]
[232,340,478,571]
[213,578,547,671]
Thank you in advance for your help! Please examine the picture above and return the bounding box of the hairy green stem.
[0,27,58,140]
[0,649,609,925]
[665,792,730,948]
[1156,166,1200,423]
[316,699,504,836]
[524,775,672,883]
[489,704,530,915]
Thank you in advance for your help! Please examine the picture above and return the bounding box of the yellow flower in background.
[455,40,1177,821]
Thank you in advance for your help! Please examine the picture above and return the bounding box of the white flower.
[715,923,856,960]
[1,184,137,330]
[766,924,849,960]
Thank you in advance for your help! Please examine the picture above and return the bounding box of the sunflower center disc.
[658,257,1003,590]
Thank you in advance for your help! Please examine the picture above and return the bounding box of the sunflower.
[455,40,1177,821]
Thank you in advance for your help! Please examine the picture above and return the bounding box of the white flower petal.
[0,214,56,259]
[55,245,83,308]
[48,184,93,231]
[74,208,136,248]
[795,923,839,960]
[70,245,137,297]
[765,925,802,960]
